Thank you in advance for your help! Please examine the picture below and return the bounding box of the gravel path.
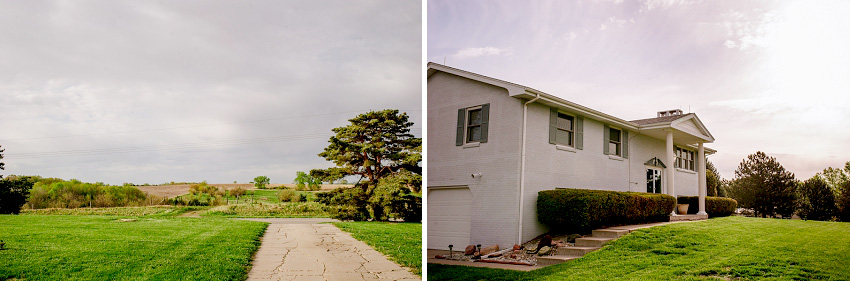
[244,219,419,281]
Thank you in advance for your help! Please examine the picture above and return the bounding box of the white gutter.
[519,93,540,244]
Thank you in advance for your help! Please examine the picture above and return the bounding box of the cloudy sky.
[429,0,850,181]
[0,0,421,185]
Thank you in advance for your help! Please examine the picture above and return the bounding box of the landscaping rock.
[480,245,499,256]
[566,234,582,243]
[537,246,551,256]
[464,245,476,255]
[512,244,522,251]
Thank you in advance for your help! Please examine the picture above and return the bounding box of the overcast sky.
[0,0,421,185]
[429,0,850,181]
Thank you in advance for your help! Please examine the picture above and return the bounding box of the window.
[554,113,574,146]
[608,127,621,156]
[549,108,583,149]
[456,104,489,146]
[466,107,483,142]
[675,147,695,171]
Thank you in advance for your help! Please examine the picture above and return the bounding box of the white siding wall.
[521,103,632,241]
[427,71,703,246]
[427,72,524,248]
[520,104,701,241]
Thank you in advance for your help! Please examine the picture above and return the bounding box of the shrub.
[26,179,148,209]
[317,187,370,221]
[278,189,296,202]
[677,196,738,217]
[0,178,34,214]
[537,188,675,233]
[796,177,836,221]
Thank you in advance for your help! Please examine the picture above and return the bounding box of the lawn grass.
[428,216,850,280]
[334,221,422,275]
[203,202,330,218]
[0,215,267,281]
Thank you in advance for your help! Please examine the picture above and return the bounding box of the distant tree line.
[722,151,850,221]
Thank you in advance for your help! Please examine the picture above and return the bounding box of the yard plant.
[0,215,266,281]
[677,196,738,217]
[537,188,675,233]
[429,216,850,280]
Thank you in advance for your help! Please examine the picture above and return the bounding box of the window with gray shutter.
[457,104,490,145]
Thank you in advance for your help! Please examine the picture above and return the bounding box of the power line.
[0,109,421,141]
[5,128,422,160]
[5,133,331,159]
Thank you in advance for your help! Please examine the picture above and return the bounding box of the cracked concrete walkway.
[243,218,420,281]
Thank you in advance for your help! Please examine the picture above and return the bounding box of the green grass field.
[334,221,422,275]
[428,216,850,280]
[0,215,267,281]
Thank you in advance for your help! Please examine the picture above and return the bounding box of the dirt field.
[135,183,354,198]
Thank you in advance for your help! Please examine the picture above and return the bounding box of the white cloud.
[452,47,513,59]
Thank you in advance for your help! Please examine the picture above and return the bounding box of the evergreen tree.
[796,176,837,221]
[312,109,421,221]
[728,151,797,218]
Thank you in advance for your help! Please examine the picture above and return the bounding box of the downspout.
[627,129,642,192]
[519,93,540,245]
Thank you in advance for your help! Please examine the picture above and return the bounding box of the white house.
[426,63,716,250]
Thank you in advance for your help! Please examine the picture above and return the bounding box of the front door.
[646,167,662,193]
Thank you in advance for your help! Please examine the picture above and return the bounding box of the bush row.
[537,188,675,233]
[677,196,738,217]
[27,180,148,209]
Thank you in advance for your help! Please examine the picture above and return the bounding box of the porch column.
[698,142,708,215]
[665,129,676,215]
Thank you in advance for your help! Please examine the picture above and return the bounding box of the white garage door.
[427,187,472,250]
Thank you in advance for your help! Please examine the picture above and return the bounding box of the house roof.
[631,114,692,126]
[427,62,716,148]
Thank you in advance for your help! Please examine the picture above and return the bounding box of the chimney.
[657,109,683,117]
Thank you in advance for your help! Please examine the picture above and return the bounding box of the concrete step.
[555,246,599,256]
[575,237,615,247]
[536,255,581,266]
[592,229,631,238]
[669,214,708,222]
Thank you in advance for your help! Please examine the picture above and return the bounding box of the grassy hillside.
[429,216,850,280]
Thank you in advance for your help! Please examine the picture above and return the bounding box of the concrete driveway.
[241,218,420,281]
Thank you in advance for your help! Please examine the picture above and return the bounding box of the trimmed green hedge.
[538,188,675,233]
[677,196,738,217]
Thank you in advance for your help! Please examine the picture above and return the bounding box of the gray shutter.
[603,124,610,155]
[549,108,557,144]
[623,130,629,159]
[694,150,699,171]
[456,108,465,146]
[480,104,490,143]
[576,116,583,150]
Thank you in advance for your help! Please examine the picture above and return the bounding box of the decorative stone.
[464,245,476,255]
[480,245,499,256]
[537,246,551,256]
[512,244,522,251]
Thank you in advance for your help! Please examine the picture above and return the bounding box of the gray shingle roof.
[630,113,692,126]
